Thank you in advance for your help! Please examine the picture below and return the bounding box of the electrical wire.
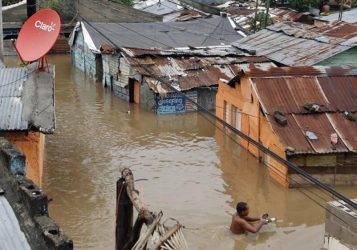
[77,10,357,210]
[198,111,357,230]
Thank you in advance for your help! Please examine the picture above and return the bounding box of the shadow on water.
[5,55,356,249]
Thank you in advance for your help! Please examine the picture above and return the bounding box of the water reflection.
[5,55,355,249]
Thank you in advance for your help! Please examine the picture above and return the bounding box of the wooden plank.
[115,178,133,250]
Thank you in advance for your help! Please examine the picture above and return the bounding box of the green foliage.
[247,11,274,32]
[290,0,320,11]
[40,0,65,15]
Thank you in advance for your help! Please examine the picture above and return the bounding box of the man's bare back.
[230,203,267,234]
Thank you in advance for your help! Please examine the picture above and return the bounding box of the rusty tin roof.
[244,65,357,155]
[232,21,357,66]
[125,46,274,93]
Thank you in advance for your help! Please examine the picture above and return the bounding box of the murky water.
[5,55,357,249]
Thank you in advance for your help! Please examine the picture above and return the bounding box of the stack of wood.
[116,168,189,250]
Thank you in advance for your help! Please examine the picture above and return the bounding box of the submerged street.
[21,55,357,249]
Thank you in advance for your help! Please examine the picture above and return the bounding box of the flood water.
[6,55,357,249]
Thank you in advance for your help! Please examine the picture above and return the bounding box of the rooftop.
[232,21,357,66]
[77,16,243,51]
[124,46,273,93]
[0,195,31,250]
[0,65,55,133]
[231,65,357,155]
[316,8,357,23]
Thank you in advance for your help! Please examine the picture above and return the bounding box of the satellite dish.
[15,8,61,66]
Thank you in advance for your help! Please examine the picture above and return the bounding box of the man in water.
[230,202,267,234]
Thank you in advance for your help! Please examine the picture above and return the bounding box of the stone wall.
[0,137,73,249]
[325,199,357,249]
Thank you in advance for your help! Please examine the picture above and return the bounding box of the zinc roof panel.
[267,114,314,154]
[318,76,357,112]
[293,113,349,154]
[327,113,357,152]
[252,77,301,114]
[0,196,31,250]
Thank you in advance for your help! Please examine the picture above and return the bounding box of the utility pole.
[265,0,271,29]
[0,0,4,61]
[338,0,343,21]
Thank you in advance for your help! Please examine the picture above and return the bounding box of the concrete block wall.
[0,137,73,249]
[325,199,357,249]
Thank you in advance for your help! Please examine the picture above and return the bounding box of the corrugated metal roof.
[136,0,182,16]
[83,16,243,50]
[327,113,357,152]
[125,48,273,93]
[293,114,349,154]
[244,65,357,155]
[0,196,31,250]
[232,21,357,66]
[0,66,55,133]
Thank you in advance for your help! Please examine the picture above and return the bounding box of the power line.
[198,111,357,229]
[78,8,357,210]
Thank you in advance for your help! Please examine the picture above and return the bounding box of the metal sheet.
[232,22,354,66]
[252,77,332,114]
[127,49,273,93]
[0,196,31,250]
[318,76,357,112]
[0,68,28,131]
[327,113,357,152]
[84,16,243,50]
[293,114,349,154]
[0,66,55,133]
[267,114,314,154]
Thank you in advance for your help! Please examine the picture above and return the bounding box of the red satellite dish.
[16,9,61,62]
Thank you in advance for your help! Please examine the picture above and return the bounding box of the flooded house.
[232,21,357,66]
[0,64,55,187]
[69,16,246,112]
[216,65,357,187]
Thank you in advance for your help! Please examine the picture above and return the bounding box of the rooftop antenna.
[14,8,61,71]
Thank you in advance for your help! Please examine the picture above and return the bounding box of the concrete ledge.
[18,177,48,216]
[35,216,73,250]
[0,137,73,249]
[325,199,357,249]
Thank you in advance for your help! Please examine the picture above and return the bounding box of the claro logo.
[35,20,56,32]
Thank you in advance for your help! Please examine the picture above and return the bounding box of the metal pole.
[0,0,4,61]
[338,0,343,21]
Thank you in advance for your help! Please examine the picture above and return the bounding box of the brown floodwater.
[5,55,357,249]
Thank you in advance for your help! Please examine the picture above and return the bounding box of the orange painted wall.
[216,79,289,187]
[134,80,140,104]
[4,132,45,187]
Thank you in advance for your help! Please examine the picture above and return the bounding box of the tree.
[247,11,274,32]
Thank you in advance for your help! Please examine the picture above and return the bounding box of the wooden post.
[115,177,134,250]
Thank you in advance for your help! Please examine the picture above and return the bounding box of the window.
[231,105,241,131]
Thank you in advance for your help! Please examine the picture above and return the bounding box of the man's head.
[236,202,249,217]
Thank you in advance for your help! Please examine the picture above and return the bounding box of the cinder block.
[18,177,48,216]
[35,216,73,250]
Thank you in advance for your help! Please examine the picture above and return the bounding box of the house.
[0,64,55,187]
[69,15,245,91]
[216,65,357,187]
[134,0,184,22]
[232,21,357,66]
[116,46,273,113]
[314,8,357,25]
